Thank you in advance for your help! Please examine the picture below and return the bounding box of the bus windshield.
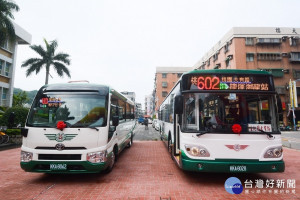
[182,93,279,134]
[27,92,108,128]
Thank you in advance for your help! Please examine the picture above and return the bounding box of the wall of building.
[195,27,300,126]
[155,67,192,112]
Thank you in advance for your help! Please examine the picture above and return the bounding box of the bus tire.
[168,136,172,155]
[104,151,115,173]
[127,134,133,148]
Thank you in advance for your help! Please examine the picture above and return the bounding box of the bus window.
[27,93,107,128]
[183,94,197,130]
[181,93,278,133]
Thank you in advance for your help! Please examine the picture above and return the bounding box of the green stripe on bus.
[180,151,285,173]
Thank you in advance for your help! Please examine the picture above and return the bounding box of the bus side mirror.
[21,128,28,137]
[112,116,119,126]
[174,95,184,115]
[276,94,283,113]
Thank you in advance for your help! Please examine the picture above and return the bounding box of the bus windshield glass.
[27,92,107,128]
[182,93,279,134]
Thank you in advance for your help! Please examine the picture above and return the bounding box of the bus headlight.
[21,151,33,162]
[264,147,283,158]
[87,151,107,163]
[185,145,210,157]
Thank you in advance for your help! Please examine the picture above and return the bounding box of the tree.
[13,91,28,107]
[0,0,19,45]
[21,39,71,84]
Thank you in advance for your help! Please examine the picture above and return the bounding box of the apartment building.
[0,22,31,107]
[154,67,193,114]
[193,27,300,125]
[145,94,153,116]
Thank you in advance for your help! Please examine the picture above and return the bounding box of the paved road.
[1,142,299,200]
[0,127,299,200]
[133,123,161,141]
[281,131,300,150]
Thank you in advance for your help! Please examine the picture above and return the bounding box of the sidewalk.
[281,131,300,150]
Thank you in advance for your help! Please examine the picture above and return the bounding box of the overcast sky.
[12,0,300,106]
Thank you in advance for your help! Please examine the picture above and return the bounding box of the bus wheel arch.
[104,145,117,173]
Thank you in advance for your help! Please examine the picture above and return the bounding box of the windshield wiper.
[89,127,99,131]
[73,125,99,131]
[259,129,274,138]
[196,131,209,136]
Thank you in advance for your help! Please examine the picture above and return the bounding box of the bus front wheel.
[168,137,172,154]
[127,134,133,148]
[104,151,115,173]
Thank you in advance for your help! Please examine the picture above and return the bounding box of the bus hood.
[22,127,109,150]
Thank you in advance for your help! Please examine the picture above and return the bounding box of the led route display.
[183,74,273,91]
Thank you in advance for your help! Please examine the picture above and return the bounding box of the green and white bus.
[20,82,136,173]
[159,69,285,173]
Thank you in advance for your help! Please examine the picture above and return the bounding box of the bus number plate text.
[50,163,67,170]
[229,165,247,172]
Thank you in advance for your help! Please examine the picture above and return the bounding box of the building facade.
[193,27,300,125]
[135,102,143,118]
[154,67,193,115]
[145,94,153,116]
[121,91,136,103]
[0,22,31,107]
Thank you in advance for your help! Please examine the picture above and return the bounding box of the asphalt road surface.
[133,123,161,141]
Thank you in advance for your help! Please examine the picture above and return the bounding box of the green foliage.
[21,39,71,84]
[5,128,21,136]
[0,0,20,44]
[13,91,29,107]
[14,88,37,104]
[0,107,29,127]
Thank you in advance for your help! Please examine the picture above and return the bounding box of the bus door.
[172,94,181,157]
[174,113,180,156]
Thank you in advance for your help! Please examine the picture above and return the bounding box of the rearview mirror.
[174,95,184,114]
[112,116,119,126]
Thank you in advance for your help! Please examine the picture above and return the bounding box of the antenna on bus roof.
[68,80,89,83]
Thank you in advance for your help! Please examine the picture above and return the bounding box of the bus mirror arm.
[174,95,184,115]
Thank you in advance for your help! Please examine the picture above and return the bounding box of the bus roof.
[38,83,134,105]
[40,83,110,92]
[183,69,271,76]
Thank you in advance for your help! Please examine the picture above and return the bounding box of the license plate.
[50,163,67,170]
[230,165,247,172]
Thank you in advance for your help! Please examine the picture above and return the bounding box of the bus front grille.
[38,154,81,160]
[35,147,86,150]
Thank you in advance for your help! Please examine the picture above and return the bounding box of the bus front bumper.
[181,154,285,173]
[20,161,108,174]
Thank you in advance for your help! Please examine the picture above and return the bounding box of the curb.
[0,143,21,151]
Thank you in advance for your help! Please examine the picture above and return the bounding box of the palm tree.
[0,0,19,45]
[21,39,71,84]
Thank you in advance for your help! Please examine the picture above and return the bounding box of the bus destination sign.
[185,74,272,91]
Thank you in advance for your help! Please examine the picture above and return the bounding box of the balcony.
[256,38,281,45]
[257,53,282,61]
